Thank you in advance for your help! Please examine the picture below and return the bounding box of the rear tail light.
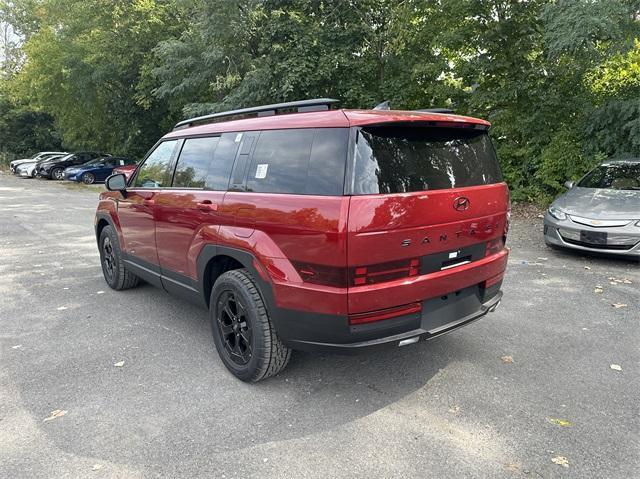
[485,236,505,257]
[292,262,348,287]
[292,257,421,288]
[350,258,420,286]
[349,302,422,325]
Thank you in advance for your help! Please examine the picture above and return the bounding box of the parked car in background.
[544,158,640,258]
[112,163,138,182]
[15,154,65,178]
[95,98,509,382]
[37,151,110,180]
[10,151,67,173]
[64,157,137,184]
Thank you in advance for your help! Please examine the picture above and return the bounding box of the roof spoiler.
[173,98,340,130]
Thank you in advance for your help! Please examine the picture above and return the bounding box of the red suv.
[96,99,509,382]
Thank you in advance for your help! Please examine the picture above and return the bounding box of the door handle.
[143,199,155,206]
[196,201,217,211]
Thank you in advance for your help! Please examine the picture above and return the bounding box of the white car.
[10,151,68,173]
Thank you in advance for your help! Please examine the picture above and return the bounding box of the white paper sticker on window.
[448,251,458,259]
[255,164,268,179]
[234,133,243,143]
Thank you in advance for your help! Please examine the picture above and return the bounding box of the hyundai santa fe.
[95,99,510,382]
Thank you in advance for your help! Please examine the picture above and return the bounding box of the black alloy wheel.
[210,269,291,382]
[102,235,116,283]
[216,291,253,365]
[98,225,139,290]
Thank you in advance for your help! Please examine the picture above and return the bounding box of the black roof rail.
[414,108,455,114]
[173,98,340,130]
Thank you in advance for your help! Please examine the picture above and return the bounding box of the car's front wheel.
[210,269,291,382]
[51,167,64,180]
[99,225,140,290]
[82,172,95,184]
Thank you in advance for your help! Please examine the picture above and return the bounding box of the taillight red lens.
[485,236,505,257]
[349,302,422,325]
[350,258,420,286]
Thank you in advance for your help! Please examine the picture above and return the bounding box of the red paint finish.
[116,189,159,266]
[153,189,226,277]
[112,164,137,182]
[96,107,509,343]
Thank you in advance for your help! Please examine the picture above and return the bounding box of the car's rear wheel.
[51,167,64,180]
[210,269,291,382]
[99,225,139,290]
[82,172,95,184]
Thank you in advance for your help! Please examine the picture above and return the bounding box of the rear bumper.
[275,283,503,354]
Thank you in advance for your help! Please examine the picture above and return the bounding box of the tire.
[98,225,140,290]
[81,172,95,184]
[51,167,64,180]
[210,269,291,382]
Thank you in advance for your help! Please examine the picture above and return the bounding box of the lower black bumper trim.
[285,291,502,354]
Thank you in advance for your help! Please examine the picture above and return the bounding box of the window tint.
[353,127,502,194]
[246,128,347,195]
[103,158,117,167]
[173,137,220,188]
[134,140,177,188]
[205,133,241,190]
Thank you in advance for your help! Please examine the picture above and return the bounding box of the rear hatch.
[347,124,509,313]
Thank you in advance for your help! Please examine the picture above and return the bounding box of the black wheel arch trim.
[196,245,277,315]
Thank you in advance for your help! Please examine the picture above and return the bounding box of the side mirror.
[564,180,575,189]
[106,173,127,194]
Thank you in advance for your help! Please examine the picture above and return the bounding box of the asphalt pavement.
[1,171,638,478]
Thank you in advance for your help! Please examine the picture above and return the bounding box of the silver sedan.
[544,159,640,258]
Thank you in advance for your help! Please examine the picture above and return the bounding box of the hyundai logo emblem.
[453,197,470,211]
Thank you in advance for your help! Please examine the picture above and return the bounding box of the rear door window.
[134,140,178,188]
[206,132,242,190]
[246,128,348,195]
[353,126,502,194]
[173,136,220,188]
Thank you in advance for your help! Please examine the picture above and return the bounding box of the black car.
[37,151,111,180]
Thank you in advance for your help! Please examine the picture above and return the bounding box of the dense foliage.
[1,0,639,202]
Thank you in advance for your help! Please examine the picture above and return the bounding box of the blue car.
[64,157,137,184]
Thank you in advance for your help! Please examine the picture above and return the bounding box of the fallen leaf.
[113,361,125,367]
[551,456,569,468]
[594,286,603,294]
[612,303,627,309]
[503,463,522,473]
[43,409,67,422]
[548,418,572,427]
[610,364,623,371]
[501,355,514,364]
[91,464,103,471]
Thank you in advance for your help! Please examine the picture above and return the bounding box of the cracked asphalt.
[1,171,638,478]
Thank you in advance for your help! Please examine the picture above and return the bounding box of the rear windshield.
[353,126,502,194]
[578,163,640,190]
